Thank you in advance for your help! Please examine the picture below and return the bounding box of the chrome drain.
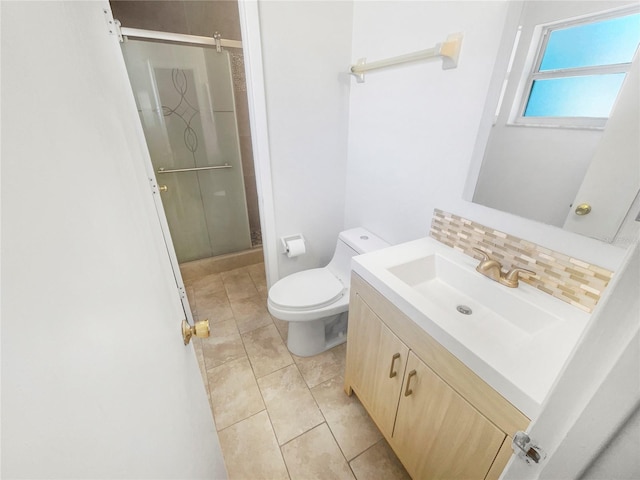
[456,305,473,315]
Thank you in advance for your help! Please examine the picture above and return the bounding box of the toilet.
[267,228,389,357]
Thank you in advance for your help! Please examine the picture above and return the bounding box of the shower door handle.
[159,185,168,193]
[157,164,232,174]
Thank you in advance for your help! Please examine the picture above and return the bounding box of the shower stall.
[120,34,254,263]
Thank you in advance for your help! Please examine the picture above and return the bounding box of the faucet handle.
[502,267,536,288]
[472,247,504,282]
[472,247,492,261]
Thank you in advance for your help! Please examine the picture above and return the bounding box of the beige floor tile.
[191,338,209,387]
[230,295,273,334]
[247,262,268,298]
[294,342,347,388]
[220,265,250,278]
[220,266,254,283]
[311,376,383,460]
[218,410,289,480]
[201,319,246,370]
[350,440,410,480]
[272,317,289,343]
[206,356,265,430]
[194,289,234,324]
[196,261,382,478]
[185,285,196,307]
[257,364,324,445]
[192,272,226,296]
[281,423,355,480]
[246,262,265,279]
[242,324,293,378]
[223,270,260,302]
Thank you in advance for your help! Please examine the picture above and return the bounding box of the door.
[563,54,640,241]
[348,295,409,438]
[392,352,505,479]
[120,38,252,262]
[501,243,640,479]
[1,2,226,478]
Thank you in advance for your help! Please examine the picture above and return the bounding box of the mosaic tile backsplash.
[429,209,614,313]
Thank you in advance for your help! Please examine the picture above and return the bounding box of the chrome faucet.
[472,248,535,288]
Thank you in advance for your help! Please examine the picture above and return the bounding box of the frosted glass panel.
[121,40,251,262]
[540,13,640,71]
[155,68,207,168]
[524,74,625,118]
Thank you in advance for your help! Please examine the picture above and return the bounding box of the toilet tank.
[327,228,390,285]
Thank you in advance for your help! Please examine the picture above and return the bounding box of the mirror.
[465,1,640,244]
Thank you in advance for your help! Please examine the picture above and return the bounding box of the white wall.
[581,403,640,479]
[345,0,509,243]
[256,0,629,276]
[258,1,354,278]
[476,118,600,228]
[344,0,628,271]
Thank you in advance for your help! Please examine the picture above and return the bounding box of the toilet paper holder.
[281,234,305,255]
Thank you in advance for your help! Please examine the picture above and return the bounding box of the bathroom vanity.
[345,274,528,479]
[344,237,590,479]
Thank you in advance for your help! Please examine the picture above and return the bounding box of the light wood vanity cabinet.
[347,292,409,438]
[392,351,506,478]
[345,274,530,480]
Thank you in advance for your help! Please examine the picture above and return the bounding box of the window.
[513,9,640,128]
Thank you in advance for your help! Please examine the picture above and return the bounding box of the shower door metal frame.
[120,27,243,50]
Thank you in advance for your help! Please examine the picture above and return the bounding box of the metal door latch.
[513,431,546,464]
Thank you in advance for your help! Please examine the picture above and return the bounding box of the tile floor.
[184,261,410,480]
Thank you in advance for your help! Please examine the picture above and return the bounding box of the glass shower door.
[121,39,251,263]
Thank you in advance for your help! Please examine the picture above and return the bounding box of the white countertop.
[351,237,590,419]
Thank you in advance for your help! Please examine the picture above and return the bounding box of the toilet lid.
[269,268,346,311]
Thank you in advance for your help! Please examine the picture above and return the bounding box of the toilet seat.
[268,268,345,311]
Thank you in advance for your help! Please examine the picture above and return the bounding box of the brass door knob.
[159,185,168,193]
[182,319,210,345]
[575,203,592,216]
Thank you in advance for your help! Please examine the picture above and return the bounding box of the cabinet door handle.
[389,353,401,378]
[404,369,417,396]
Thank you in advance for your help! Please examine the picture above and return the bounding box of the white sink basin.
[351,237,590,419]
[387,254,557,338]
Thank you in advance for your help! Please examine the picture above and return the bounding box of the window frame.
[509,6,639,130]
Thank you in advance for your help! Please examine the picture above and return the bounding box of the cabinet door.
[349,294,409,438]
[393,352,505,480]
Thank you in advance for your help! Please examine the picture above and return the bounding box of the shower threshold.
[179,247,264,283]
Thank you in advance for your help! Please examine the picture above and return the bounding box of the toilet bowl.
[267,228,389,357]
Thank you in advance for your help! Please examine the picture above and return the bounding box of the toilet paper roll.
[286,238,306,258]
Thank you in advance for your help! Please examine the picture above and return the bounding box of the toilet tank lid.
[339,228,390,254]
